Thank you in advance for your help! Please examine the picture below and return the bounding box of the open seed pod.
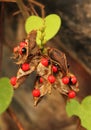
[10,30,79,106]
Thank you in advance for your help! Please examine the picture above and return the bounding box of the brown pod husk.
[12,30,79,105]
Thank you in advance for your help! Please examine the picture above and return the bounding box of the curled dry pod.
[11,28,79,106]
[48,48,68,76]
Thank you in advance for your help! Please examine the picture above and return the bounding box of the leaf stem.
[76,118,86,130]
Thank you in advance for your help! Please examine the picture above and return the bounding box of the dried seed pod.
[48,48,68,76]
[11,30,79,106]
[13,30,39,65]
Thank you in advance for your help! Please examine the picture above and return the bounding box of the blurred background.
[0,0,91,130]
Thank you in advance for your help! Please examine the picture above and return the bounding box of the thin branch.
[7,107,25,130]
[0,3,4,74]
[29,0,44,8]
[16,0,29,21]
[41,7,45,18]
[28,0,45,18]
[0,0,45,18]
[12,10,21,16]
[29,3,39,16]
[0,0,16,2]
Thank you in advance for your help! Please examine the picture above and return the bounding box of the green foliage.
[44,14,61,42]
[0,77,14,114]
[25,15,43,33]
[25,14,61,48]
[66,96,91,130]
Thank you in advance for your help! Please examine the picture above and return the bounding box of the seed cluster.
[10,30,79,106]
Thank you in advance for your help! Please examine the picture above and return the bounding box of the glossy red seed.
[32,89,40,97]
[68,91,76,98]
[41,58,49,67]
[19,47,23,55]
[21,63,30,71]
[62,76,70,84]
[39,77,43,83]
[71,76,77,84]
[48,75,56,84]
[10,76,17,86]
[19,47,26,55]
[52,65,58,73]
[20,42,27,47]
[13,46,19,53]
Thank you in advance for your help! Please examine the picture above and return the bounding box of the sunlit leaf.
[81,96,91,111]
[0,77,14,114]
[66,96,91,130]
[25,14,61,45]
[44,14,61,41]
[66,99,80,117]
[25,15,43,34]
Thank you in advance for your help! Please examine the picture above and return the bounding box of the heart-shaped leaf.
[25,15,43,34]
[66,96,91,130]
[25,14,61,44]
[44,14,61,41]
[0,77,14,114]
[66,99,80,117]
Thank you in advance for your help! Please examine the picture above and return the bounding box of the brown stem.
[16,0,29,21]
[29,3,39,16]
[41,7,45,18]
[28,0,45,18]
[0,3,4,74]
[76,118,81,130]
[0,0,16,2]
[76,118,86,130]
[29,0,44,9]
[7,107,25,130]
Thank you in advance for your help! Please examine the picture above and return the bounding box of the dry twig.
[7,107,25,130]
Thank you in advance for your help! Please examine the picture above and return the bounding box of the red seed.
[32,89,40,97]
[20,42,27,47]
[10,76,17,86]
[52,65,58,73]
[48,75,56,84]
[21,63,30,71]
[41,58,49,67]
[13,46,19,53]
[19,47,23,55]
[62,76,70,84]
[71,76,77,84]
[19,47,26,55]
[39,77,43,83]
[68,91,76,98]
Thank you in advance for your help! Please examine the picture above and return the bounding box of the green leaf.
[66,99,80,117]
[44,14,61,41]
[81,96,91,111]
[80,96,91,130]
[25,14,61,45]
[66,96,91,130]
[25,15,43,34]
[0,77,14,114]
